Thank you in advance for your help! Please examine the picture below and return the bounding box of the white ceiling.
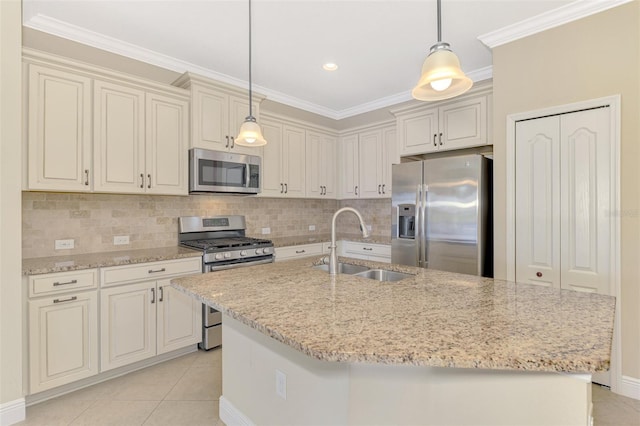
[22,0,624,119]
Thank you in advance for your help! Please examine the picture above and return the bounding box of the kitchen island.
[171,257,615,425]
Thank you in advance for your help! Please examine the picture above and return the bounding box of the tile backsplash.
[22,192,391,258]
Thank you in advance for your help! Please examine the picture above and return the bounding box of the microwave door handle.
[245,164,250,187]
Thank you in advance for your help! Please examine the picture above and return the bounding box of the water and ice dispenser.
[398,204,415,239]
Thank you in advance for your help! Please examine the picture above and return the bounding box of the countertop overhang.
[171,257,615,373]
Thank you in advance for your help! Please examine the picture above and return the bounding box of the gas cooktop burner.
[181,237,272,251]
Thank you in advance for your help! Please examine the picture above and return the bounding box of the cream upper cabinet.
[305,130,336,198]
[173,72,263,156]
[93,81,189,195]
[339,125,396,199]
[24,52,190,195]
[259,117,306,198]
[145,92,189,195]
[395,93,489,156]
[27,64,93,191]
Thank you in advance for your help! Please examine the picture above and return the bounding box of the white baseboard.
[0,398,25,426]
[219,396,255,426]
[617,376,640,400]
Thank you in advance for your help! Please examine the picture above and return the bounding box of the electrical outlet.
[366,225,372,231]
[113,235,130,245]
[308,225,316,231]
[275,369,287,400]
[261,227,271,235]
[54,239,75,250]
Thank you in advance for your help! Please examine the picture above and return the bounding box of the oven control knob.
[240,250,247,257]
[224,252,232,259]
[263,247,271,254]
[214,253,224,260]
[255,248,264,255]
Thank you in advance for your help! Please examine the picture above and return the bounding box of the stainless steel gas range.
[178,215,274,349]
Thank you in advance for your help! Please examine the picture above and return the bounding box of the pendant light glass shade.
[412,0,472,102]
[235,0,266,147]
[235,116,267,147]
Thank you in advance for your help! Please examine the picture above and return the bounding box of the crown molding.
[24,13,492,120]
[478,0,633,49]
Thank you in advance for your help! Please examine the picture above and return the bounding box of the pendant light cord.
[248,0,253,118]
[436,0,441,42]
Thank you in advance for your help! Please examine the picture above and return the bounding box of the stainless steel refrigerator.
[391,154,493,277]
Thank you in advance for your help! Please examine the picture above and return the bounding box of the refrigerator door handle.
[415,184,422,267]
[422,184,429,268]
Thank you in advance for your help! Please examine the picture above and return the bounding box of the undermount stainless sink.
[353,269,413,282]
[314,263,413,282]
[314,263,370,274]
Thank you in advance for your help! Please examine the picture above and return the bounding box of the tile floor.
[17,348,640,425]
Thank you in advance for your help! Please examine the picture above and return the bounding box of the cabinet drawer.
[275,243,323,261]
[343,242,391,259]
[101,257,202,287]
[29,269,98,297]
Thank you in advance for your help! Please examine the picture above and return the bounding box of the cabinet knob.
[536,272,543,278]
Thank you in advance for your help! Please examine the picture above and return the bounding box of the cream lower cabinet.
[100,258,202,372]
[28,270,99,394]
[341,241,391,263]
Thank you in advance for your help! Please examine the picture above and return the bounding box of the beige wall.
[492,2,640,378]
[1,0,24,413]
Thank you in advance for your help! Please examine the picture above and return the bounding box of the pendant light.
[412,0,472,101]
[235,0,267,147]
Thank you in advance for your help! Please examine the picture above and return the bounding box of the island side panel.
[221,315,593,426]
[221,315,350,425]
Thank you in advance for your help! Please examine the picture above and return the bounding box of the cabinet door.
[93,80,146,193]
[320,133,337,198]
[515,116,561,288]
[282,125,306,197]
[260,119,285,197]
[146,93,189,195]
[27,65,92,191]
[29,291,98,393]
[358,130,384,198]
[396,108,438,156]
[381,126,396,197]
[101,281,157,371]
[305,131,323,198]
[156,280,201,354]
[191,85,229,151]
[438,96,487,151]
[559,108,611,294]
[340,134,360,199]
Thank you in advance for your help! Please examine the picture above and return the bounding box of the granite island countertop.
[23,246,202,275]
[171,256,616,374]
[270,234,391,247]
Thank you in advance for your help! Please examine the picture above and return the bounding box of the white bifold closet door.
[515,107,611,294]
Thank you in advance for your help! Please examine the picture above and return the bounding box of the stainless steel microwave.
[189,148,261,195]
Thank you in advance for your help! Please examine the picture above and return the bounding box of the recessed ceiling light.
[322,63,338,71]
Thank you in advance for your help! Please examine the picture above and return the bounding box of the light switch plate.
[262,227,271,235]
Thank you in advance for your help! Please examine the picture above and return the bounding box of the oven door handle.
[207,257,274,272]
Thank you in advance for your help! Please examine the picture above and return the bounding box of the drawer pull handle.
[148,268,166,274]
[53,279,78,286]
[53,296,77,304]
[295,250,306,254]
[363,247,373,251]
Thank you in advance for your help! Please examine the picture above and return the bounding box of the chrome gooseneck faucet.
[329,207,370,275]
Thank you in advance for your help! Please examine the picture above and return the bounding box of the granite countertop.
[270,234,391,247]
[23,246,202,275]
[171,256,616,373]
